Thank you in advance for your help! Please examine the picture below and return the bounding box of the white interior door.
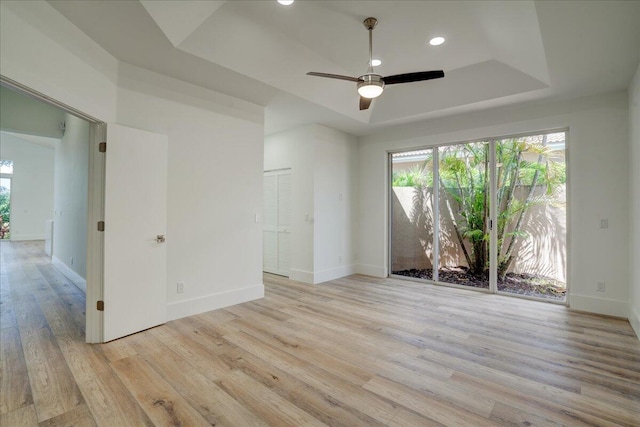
[103,124,168,342]
[263,170,291,276]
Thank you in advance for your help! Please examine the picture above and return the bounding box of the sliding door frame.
[388,128,569,305]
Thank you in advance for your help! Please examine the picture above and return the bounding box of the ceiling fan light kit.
[357,74,384,98]
[307,16,445,110]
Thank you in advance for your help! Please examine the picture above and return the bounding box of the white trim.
[356,263,387,278]
[52,255,87,293]
[9,234,45,241]
[289,268,314,284]
[166,284,264,321]
[86,124,106,343]
[432,148,439,282]
[569,294,628,318]
[313,264,356,284]
[630,305,640,340]
[1,75,101,123]
[489,140,498,293]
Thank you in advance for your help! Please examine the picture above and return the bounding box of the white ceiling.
[48,0,640,136]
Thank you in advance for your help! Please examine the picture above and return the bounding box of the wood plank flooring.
[1,240,639,426]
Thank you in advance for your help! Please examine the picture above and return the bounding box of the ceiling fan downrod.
[363,17,377,73]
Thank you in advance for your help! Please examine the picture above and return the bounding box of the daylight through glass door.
[390,131,567,302]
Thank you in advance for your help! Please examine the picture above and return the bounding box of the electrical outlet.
[177,282,185,293]
[70,257,74,265]
[600,219,609,229]
[596,281,606,292]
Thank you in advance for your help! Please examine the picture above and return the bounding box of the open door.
[102,124,168,342]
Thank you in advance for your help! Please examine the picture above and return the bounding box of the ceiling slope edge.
[140,0,227,47]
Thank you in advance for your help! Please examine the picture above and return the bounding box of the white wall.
[264,126,315,282]
[0,132,55,240]
[0,1,117,123]
[313,126,358,283]
[358,91,630,318]
[116,63,265,321]
[52,114,89,283]
[264,124,358,284]
[629,63,640,338]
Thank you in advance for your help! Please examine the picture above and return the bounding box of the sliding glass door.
[390,150,435,280]
[390,131,567,302]
[437,142,491,289]
[494,134,567,300]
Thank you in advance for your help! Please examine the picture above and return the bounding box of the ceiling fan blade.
[307,72,360,82]
[382,70,444,85]
[359,97,372,111]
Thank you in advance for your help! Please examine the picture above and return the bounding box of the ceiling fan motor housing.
[357,74,384,98]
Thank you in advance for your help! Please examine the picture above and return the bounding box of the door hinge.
[99,142,106,153]
[97,300,104,311]
[97,221,105,232]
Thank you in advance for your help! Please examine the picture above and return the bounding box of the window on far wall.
[0,159,13,174]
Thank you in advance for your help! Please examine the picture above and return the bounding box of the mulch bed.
[393,266,566,301]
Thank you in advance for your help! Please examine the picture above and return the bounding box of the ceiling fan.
[307,17,444,111]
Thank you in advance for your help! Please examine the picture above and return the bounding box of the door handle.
[156,235,166,243]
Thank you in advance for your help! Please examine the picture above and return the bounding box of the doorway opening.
[1,75,105,342]
[389,130,567,302]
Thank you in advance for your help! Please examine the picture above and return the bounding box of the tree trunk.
[498,151,545,279]
[439,176,473,269]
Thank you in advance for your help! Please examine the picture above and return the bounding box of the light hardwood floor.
[1,240,639,426]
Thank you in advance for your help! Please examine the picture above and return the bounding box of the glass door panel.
[390,150,435,280]
[437,142,490,289]
[495,133,567,301]
[0,177,11,240]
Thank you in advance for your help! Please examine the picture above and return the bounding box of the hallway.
[1,240,114,425]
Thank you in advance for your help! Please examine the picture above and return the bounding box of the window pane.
[390,150,435,280]
[496,132,567,301]
[438,142,490,289]
[0,160,13,174]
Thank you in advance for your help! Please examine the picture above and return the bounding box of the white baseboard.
[289,268,314,284]
[313,264,356,284]
[355,263,387,278]
[630,305,640,340]
[11,234,45,241]
[51,256,87,293]
[569,293,628,318]
[167,283,264,321]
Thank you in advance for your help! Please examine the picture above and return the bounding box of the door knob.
[156,235,166,243]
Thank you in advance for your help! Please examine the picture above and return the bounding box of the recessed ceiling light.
[429,36,445,46]
[277,0,294,5]
[370,59,382,67]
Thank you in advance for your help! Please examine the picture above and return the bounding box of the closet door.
[263,169,291,276]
